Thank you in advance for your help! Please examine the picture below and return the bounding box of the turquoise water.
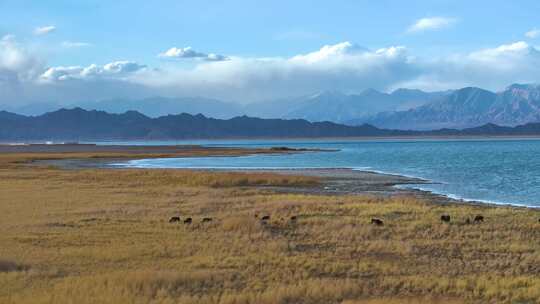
[109,139,540,208]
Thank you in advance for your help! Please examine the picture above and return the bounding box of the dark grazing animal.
[261,215,270,221]
[371,218,384,226]
[184,218,192,224]
[474,215,484,223]
[169,216,181,223]
[202,217,212,223]
[440,215,451,223]
[290,216,297,221]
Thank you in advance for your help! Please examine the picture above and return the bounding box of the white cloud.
[468,41,534,61]
[0,34,43,81]
[158,46,229,61]
[34,25,56,36]
[525,28,540,39]
[394,41,540,91]
[290,41,368,63]
[407,17,456,33]
[102,61,147,74]
[139,42,418,101]
[142,41,540,101]
[62,41,92,48]
[40,61,147,82]
[0,35,45,103]
[2,38,540,105]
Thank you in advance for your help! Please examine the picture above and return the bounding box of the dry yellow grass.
[0,151,539,304]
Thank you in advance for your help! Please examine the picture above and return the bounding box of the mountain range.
[3,108,540,141]
[2,83,540,130]
[0,108,393,140]
[288,89,446,122]
[356,84,540,130]
[3,97,243,119]
[2,88,445,123]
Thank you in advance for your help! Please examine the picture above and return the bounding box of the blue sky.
[1,0,540,105]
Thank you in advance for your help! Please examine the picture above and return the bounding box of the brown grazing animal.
[290,216,297,221]
[202,217,212,223]
[440,215,451,223]
[261,215,270,221]
[169,216,180,223]
[371,218,384,226]
[474,215,484,223]
[184,218,192,224]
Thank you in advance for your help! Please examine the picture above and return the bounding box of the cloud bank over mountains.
[1,34,540,105]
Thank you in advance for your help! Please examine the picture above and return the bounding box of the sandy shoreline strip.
[40,153,533,210]
[7,143,535,210]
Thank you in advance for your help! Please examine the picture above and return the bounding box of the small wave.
[352,167,431,181]
[111,160,361,171]
[401,184,540,209]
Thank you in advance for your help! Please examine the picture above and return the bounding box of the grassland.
[0,148,539,303]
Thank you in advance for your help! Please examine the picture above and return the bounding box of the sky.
[1,0,540,106]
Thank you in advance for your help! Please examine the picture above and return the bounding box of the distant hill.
[77,97,243,119]
[3,88,445,122]
[3,108,540,141]
[2,97,242,118]
[357,84,540,130]
[2,102,62,116]
[0,108,400,140]
[280,89,444,123]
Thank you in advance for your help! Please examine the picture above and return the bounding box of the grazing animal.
[371,218,384,226]
[440,215,451,223]
[290,216,297,221]
[261,215,270,221]
[254,214,259,218]
[202,217,212,223]
[474,215,484,223]
[169,216,181,223]
[465,218,471,225]
[184,218,192,224]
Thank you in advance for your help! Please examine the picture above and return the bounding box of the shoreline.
[5,135,540,145]
[6,143,536,210]
[41,154,539,210]
[235,168,538,210]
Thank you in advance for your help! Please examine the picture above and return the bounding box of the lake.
[102,138,540,208]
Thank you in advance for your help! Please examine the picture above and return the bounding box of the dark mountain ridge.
[2,108,540,141]
[0,108,399,140]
